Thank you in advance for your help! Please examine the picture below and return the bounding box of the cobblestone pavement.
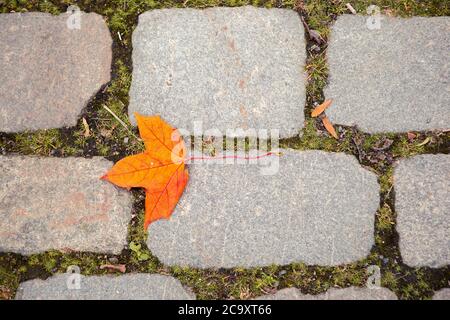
[0,3,448,300]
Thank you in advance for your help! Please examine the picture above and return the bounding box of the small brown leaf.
[407,132,416,141]
[311,99,332,117]
[308,29,325,45]
[99,264,126,273]
[322,116,338,139]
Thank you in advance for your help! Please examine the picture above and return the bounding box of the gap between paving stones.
[254,286,398,300]
[0,0,449,300]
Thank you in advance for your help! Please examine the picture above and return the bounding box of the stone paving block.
[129,7,306,138]
[0,156,132,255]
[255,286,397,300]
[0,12,112,132]
[395,154,450,268]
[324,15,450,133]
[147,149,379,268]
[433,288,450,300]
[15,273,195,300]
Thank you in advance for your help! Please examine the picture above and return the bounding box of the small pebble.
[109,257,119,264]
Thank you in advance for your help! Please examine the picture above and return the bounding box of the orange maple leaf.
[101,113,189,230]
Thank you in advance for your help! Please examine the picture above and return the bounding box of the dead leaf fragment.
[293,0,305,12]
[100,264,126,273]
[311,99,332,117]
[59,247,76,254]
[82,117,90,138]
[346,3,357,14]
[417,137,431,147]
[239,287,251,300]
[99,125,116,138]
[308,29,325,45]
[352,136,364,163]
[0,286,12,300]
[300,16,325,45]
[322,116,338,139]
[383,8,394,16]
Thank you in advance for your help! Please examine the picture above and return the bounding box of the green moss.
[10,129,68,156]
[382,270,398,290]
[305,52,328,98]
[58,254,107,275]
[379,168,393,194]
[27,255,40,267]
[393,135,426,158]
[128,210,147,243]
[401,283,422,299]
[38,0,61,14]
[0,254,21,300]
[351,0,449,17]
[281,121,332,150]
[171,267,225,299]
[303,0,347,37]
[254,271,277,289]
[124,193,161,272]
[397,267,450,300]
[376,204,395,232]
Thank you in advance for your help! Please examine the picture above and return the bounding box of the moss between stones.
[0,0,449,300]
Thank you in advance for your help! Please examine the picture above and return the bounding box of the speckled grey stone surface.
[255,287,397,300]
[0,156,132,255]
[0,12,112,132]
[324,15,450,133]
[147,149,379,268]
[433,288,450,300]
[15,273,195,300]
[395,154,450,268]
[129,7,306,138]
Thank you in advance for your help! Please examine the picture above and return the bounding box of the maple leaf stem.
[185,151,279,162]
